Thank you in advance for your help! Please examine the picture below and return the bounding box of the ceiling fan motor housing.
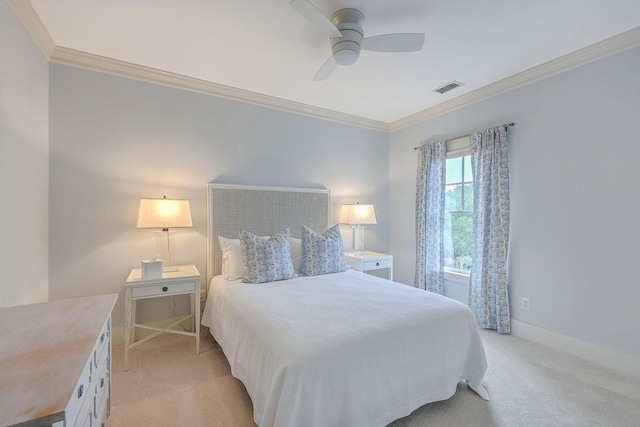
[330,8,364,66]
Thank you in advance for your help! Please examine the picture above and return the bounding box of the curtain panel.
[414,141,446,294]
[469,126,511,333]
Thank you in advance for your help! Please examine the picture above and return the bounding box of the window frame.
[443,137,472,282]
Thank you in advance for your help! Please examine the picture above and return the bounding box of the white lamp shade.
[339,204,377,225]
[136,198,193,229]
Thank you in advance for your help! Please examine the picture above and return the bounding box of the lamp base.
[346,251,367,256]
[162,265,180,273]
[154,230,177,267]
[350,225,367,254]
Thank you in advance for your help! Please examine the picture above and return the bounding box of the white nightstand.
[123,264,201,371]
[345,251,393,281]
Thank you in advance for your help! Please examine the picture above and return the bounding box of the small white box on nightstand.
[141,258,163,279]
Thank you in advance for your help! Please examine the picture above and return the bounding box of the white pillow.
[290,238,303,274]
[218,234,276,281]
[218,236,245,281]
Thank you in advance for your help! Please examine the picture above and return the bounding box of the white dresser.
[0,293,118,427]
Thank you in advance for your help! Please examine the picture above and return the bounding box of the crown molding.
[8,1,640,133]
[48,46,390,132]
[6,0,55,59]
[389,25,640,131]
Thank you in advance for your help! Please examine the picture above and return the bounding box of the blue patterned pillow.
[238,228,297,284]
[301,224,348,276]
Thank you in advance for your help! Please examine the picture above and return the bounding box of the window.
[444,155,473,273]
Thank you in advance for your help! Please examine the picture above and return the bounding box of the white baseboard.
[511,319,640,379]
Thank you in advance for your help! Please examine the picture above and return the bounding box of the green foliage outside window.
[444,156,473,272]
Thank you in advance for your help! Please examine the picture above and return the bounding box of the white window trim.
[444,268,470,285]
[444,136,472,283]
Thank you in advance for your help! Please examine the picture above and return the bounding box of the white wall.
[48,64,389,326]
[0,1,49,307]
[389,45,640,359]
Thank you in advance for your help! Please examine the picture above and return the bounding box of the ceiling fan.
[290,0,425,81]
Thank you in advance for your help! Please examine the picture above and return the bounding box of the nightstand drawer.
[131,281,196,298]
[362,259,392,270]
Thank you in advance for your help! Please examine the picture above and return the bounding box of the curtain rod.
[413,122,515,150]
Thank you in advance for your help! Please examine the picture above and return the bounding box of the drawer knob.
[77,384,83,398]
[162,286,168,292]
[100,377,105,388]
[100,333,105,343]
[376,262,380,266]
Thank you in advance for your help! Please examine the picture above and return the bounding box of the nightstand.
[345,251,393,281]
[123,264,201,371]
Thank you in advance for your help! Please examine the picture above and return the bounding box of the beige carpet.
[110,328,640,426]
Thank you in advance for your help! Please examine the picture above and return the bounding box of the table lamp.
[339,203,377,255]
[136,196,193,271]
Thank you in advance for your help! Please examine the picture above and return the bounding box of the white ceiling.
[19,0,640,128]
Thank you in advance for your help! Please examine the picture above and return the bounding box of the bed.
[202,183,488,427]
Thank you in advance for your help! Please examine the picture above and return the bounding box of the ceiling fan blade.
[313,56,337,81]
[290,0,342,38]
[362,33,425,52]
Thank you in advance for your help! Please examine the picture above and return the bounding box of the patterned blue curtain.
[415,141,446,294]
[469,126,511,333]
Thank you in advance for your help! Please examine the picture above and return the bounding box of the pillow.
[290,237,303,274]
[239,228,297,284]
[301,224,348,276]
[218,236,245,281]
[219,235,272,281]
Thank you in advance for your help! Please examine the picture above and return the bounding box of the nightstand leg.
[124,288,132,372]
[130,299,137,343]
[190,293,195,332]
[195,282,201,355]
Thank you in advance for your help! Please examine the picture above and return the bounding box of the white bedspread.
[202,270,488,427]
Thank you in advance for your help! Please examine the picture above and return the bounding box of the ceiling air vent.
[433,81,464,94]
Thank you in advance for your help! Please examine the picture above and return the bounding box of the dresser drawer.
[74,401,93,427]
[67,356,92,426]
[362,258,392,270]
[93,357,109,425]
[131,281,196,298]
[95,400,108,427]
[93,319,110,371]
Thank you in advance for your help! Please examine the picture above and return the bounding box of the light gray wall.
[389,45,640,358]
[8,0,638,361]
[0,2,49,307]
[49,64,389,326]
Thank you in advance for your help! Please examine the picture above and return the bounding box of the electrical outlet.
[521,297,531,311]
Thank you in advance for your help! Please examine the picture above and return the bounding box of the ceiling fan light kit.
[290,0,425,81]
[330,9,364,66]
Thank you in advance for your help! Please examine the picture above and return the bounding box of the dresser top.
[0,293,118,426]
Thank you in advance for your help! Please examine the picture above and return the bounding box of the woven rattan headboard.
[207,183,330,283]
